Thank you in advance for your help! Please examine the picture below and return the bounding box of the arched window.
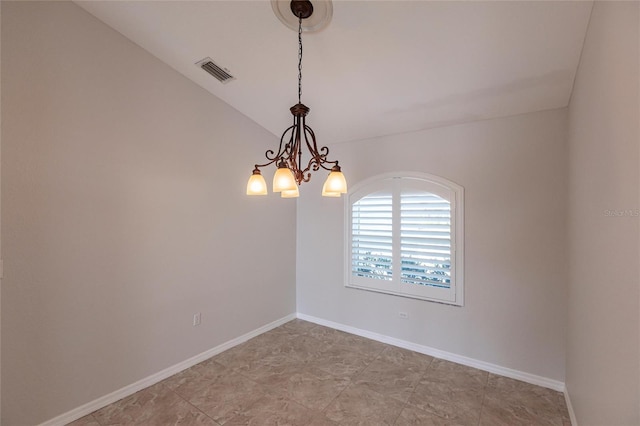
[346,172,464,305]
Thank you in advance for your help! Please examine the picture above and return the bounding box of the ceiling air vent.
[196,57,235,84]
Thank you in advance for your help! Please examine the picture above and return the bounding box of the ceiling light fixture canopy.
[246,0,346,198]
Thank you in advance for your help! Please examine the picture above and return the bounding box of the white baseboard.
[564,386,578,426]
[39,313,297,426]
[296,312,566,392]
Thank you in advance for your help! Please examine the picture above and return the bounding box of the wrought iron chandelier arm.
[302,156,338,176]
[315,159,339,171]
[303,124,328,163]
[301,119,321,159]
[253,153,280,170]
[302,124,338,171]
[253,123,297,170]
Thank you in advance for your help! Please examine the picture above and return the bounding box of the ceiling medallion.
[270,0,333,33]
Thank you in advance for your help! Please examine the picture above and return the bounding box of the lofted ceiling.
[75,0,593,144]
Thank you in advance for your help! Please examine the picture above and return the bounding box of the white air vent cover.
[196,57,235,84]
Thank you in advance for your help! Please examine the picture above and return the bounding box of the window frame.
[344,172,465,306]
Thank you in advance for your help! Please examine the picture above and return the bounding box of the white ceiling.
[75,0,593,144]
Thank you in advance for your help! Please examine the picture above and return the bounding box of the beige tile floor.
[67,319,571,426]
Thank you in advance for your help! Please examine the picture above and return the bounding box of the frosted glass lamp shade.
[322,166,347,197]
[246,170,268,195]
[281,187,300,198]
[321,186,341,197]
[273,164,297,192]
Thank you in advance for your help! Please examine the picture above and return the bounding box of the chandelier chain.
[298,15,303,104]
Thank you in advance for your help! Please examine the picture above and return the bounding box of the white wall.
[0,2,3,421]
[1,2,296,425]
[566,2,640,425]
[297,109,568,382]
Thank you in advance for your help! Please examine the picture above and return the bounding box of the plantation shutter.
[400,192,452,288]
[346,174,463,306]
[351,191,393,280]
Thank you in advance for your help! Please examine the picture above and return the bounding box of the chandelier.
[246,0,347,198]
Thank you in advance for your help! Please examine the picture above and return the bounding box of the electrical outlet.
[399,312,409,319]
[193,312,202,326]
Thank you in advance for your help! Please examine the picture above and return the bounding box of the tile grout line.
[316,342,372,419]
[398,355,439,425]
[168,386,222,426]
[390,356,434,426]
[285,323,343,419]
[476,373,490,426]
[229,322,343,422]
[315,336,389,422]
[282,322,352,423]
[225,360,282,423]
